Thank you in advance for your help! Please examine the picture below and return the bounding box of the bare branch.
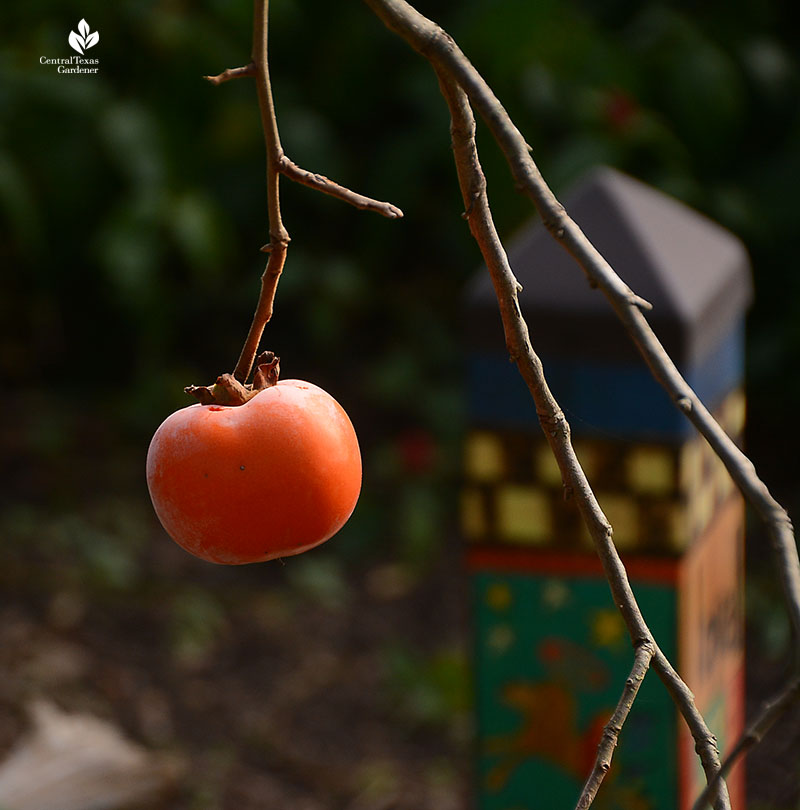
[692,675,800,810]
[226,2,403,384]
[232,0,290,384]
[363,0,800,647]
[628,293,653,311]
[368,3,739,806]
[278,156,403,219]
[203,63,255,85]
[650,649,728,808]
[575,641,655,810]
[432,65,730,810]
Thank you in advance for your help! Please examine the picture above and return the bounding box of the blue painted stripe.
[466,324,744,441]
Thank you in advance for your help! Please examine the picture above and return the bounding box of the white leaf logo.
[68,30,85,54]
[68,19,99,55]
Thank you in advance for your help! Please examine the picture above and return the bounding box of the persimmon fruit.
[146,380,361,564]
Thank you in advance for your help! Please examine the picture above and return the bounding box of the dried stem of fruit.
[192,0,403,402]
[185,352,281,406]
[228,0,290,385]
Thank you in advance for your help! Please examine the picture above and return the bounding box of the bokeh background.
[1,1,799,808]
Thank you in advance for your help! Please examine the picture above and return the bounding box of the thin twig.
[364,0,800,650]
[433,66,729,810]
[205,63,402,221]
[575,641,655,810]
[278,156,403,218]
[650,648,728,807]
[692,675,800,810]
[204,63,255,85]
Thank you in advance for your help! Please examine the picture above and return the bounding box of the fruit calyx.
[185,351,280,406]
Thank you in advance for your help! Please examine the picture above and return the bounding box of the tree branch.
[278,156,403,218]
[575,641,655,810]
[229,0,289,384]
[363,0,800,649]
[366,1,800,800]
[650,648,728,807]
[432,67,729,810]
[692,675,800,810]
[215,2,403,385]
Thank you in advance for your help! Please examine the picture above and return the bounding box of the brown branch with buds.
[431,63,729,809]
[363,0,800,647]
[367,0,800,804]
[576,641,655,810]
[692,675,800,810]
[366,0,800,807]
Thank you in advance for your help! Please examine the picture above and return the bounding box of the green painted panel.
[472,570,677,810]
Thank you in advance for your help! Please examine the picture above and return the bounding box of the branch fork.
[365,0,800,806]
[196,0,403,400]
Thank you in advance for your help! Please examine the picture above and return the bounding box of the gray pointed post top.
[467,166,752,366]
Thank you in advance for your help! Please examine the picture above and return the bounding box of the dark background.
[1,1,799,808]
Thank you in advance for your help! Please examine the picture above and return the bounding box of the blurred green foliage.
[168,585,228,666]
[2,0,799,571]
[284,555,351,610]
[382,643,472,740]
[0,496,150,591]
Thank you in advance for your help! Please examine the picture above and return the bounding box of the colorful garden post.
[462,167,751,809]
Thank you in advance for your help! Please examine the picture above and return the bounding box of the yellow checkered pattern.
[462,390,745,555]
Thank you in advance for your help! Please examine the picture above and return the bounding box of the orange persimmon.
[146,380,361,564]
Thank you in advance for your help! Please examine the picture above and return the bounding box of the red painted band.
[465,546,680,585]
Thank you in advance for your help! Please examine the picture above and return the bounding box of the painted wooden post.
[462,167,751,810]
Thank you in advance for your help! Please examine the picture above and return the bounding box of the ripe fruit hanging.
[146,377,361,564]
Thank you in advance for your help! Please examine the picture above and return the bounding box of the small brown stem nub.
[185,352,281,406]
[252,350,281,389]
[204,63,256,85]
[185,374,254,407]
